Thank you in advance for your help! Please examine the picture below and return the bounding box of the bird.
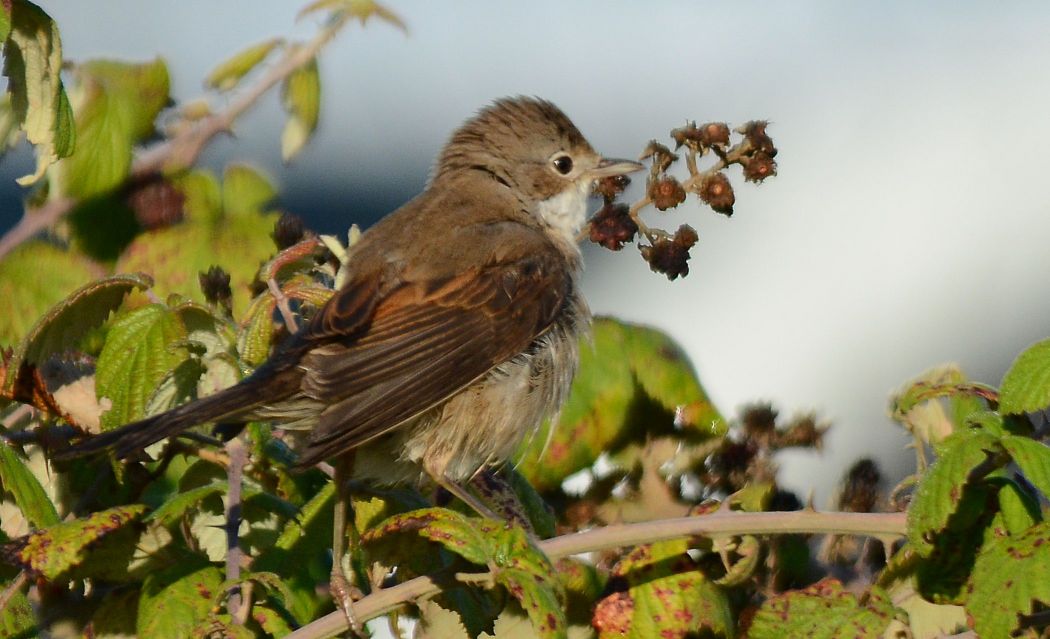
[60,97,643,510]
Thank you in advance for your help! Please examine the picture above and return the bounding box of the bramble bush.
[2,2,1050,638]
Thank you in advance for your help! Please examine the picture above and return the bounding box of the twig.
[0,12,353,262]
[0,572,28,617]
[285,510,908,639]
[268,278,300,333]
[224,434,248,622]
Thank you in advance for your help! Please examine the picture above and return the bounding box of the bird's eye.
[552,154,574,175]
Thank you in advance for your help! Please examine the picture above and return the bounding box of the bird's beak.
[587,157,645,179]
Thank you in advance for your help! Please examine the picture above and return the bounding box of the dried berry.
[838,458,881,513]
[593,174,631,202]
[272,212,307,250]
[743,152,777,183]
[741,403,778,439]
[738,120,777,157]
[199,266,232,311]
[647,176,686,211]
[640,225,697,280]
[670,122,697,150]
[697,121,731,147]
[697,172,735,216]
[774,414,826,449]
[126,176,184,230]
[639,140,678,173]
[588,203,637,250]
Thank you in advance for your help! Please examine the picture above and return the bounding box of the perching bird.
[61,97,642,512]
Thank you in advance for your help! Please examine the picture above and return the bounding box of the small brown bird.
[62,97,642,512]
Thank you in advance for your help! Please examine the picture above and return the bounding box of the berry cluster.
[587,119,778,280]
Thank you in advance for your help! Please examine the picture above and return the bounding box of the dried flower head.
[272,212,307,250]
[647,176,687,211]
[838,458,882,513]
[199,265,233,310]
[697,172,735,216]
[593,174,631,202]
[697,121,731,147]
[639,224,698,280]
[588,203,638,250]
[639,140,678,173]
[743,152,777,183]
[738,120,777,157]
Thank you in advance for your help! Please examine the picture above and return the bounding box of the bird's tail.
[57,369,298,459]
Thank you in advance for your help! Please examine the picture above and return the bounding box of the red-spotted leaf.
[0,579,35,638]
[907,430,1002,556]
[138,559,223,639]
[593,538,732,639]
[1,504,145,580]
[966,521,1050,638]
[744,579,901,638]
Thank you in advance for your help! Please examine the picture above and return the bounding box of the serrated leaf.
[745,580,900,638]
[0,579,35,638]
[251,601,296,637]
[59,58,169,198]
[884,577,966,639]
[1001,338,1050,415]
[205,38,281,91]
[891,366,997,445]
[1000,434,1050,499]
[2,0,76,185]
[138,559,222,639]
[2,270,151,396]
[593,538,732,639]
[993,477,1040,536]
[364,508,566,638]
[967,521,1050,638]
[517,318,724,491]
[95,303,189,431]
[0,441,58,529]
[280,55,319,162]
[907,430,1002,556]
[90,588,139,638]
[174,168,222,223]
[1,504,145,580]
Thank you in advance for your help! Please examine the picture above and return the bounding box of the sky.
[5,1,1050,506]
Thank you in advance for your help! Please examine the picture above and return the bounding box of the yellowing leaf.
[1000,338,1050,415]
[2,0,75,185]
[204,37,281,91]
[280,55,319,162]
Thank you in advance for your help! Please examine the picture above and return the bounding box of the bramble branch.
[285,509,908,639]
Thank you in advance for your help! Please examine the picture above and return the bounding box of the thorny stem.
[285,510,908,639]
[0,12,354,262]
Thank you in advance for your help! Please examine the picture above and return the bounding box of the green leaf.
[967,521,1050,638]
[0,579,35,638]
[59,58,169,198]
[891,365,997,445]
[0,93,25,153]
[0,3,11,42]
[299,0,408,32]
[137,559,222,639]
[517,318,724,491]
[1,504,145,580]
[89,588,139,638]
[95,303,190,432]
[364,508,567,638]
[1000,434,1050,499]
[2,0,76,185]
[1000,338,1050,415]
[0,441,58,528]
[2,270,151,393]
[0,241,102,347]
[593,538,733,639]
[907,430,1002,556]
[222,163,276,216]
[174,168,222,223]
[280,55,319,162]
[993,477,1040,536]
[205,38,281,91]
[237,292,276,367]
[744,580,900,638]
[146,481,226,526]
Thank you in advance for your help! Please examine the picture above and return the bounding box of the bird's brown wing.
[292,237,572,466]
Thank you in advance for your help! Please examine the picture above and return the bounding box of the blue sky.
[6,1,1050,502]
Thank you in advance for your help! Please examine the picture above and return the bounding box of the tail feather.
[59,372,293,459]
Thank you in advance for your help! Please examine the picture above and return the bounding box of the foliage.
[3,2,1050,639]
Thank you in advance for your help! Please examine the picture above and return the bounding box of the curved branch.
[0,13,351,262]
[286,510,908,639]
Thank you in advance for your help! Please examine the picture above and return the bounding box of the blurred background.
[4,1,1050,504]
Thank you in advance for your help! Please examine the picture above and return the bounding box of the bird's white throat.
[534,181,589,244]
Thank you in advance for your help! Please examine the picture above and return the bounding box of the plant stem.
[224,435,248,622]
[285,510,908,639]
[0,12,352,262]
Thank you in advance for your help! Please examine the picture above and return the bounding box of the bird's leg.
[467,469,535,533]
[331,454,364,635]
[424,460,501,520]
